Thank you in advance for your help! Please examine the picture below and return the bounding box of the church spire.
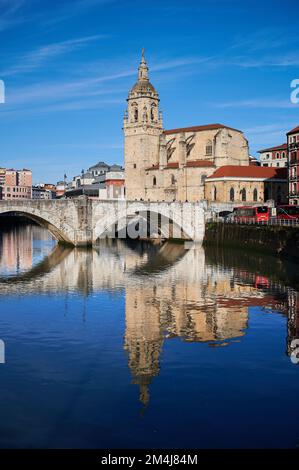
[138,48,149,81]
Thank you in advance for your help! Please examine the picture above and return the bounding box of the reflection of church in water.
[0,234,298,407]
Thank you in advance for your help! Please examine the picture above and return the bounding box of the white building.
[258,144,288,168]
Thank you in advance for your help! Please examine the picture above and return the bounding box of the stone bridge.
[0,199,205,246]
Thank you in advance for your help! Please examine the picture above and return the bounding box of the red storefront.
[287,125,299,205]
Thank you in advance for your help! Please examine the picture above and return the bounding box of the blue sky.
[0,0,299,183]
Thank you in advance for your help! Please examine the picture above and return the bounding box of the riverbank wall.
[204,223,299,262]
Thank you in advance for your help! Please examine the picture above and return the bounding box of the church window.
[213,186,217,201]
[229,187,235,202]
[206,140,213,156]
[253,188,258,202]
[134,108,138,122]
[151,103,156,121]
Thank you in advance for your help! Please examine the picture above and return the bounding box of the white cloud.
[1,34,108,77]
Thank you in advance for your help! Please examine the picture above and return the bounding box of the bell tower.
[124,49,163,200]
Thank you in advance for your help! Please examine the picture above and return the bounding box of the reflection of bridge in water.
[0,237,298,406]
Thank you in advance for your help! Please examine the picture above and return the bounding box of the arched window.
[229,187,235,202]
[213,186,217,201]
[150,103,156,121]
[253,188,258,202]
[206,140,213,156]
[171,174,176,185]
[134,108,138,122]
[153,176,156,186]
[241,188,246,201]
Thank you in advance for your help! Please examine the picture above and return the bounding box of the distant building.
[71,162,123,189]
[258,144,288,168]
[66,161,124,199]
[98,170,125,199]
[66,168,125,200]
[249,155,260,166]
[33,183,56,199]
[287,125,299,205]
[0,168,32,200]
[36,183,56,192]
[88,161,110,177]
[205,166,287,205]
[56,181,67,198]
[32,186,53,200]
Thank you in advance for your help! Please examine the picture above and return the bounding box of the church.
[124,51,287,204]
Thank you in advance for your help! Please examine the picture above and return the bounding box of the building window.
[241,188,246,201]
[133,164,136,169]
[253,188,258,202]
[229,187,234,202]
[171,174,176,185]
[151,103,156,121]
[153,176,156,186]
[213,186,217,201]
[134,108,138,122]
[206,140,213,156]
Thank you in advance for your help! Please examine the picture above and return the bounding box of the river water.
[0,218,298,449]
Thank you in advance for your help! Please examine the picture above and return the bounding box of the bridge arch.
[0,207,75,244]
[94,202,195,241]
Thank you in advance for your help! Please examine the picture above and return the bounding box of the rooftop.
[258,143,287,153]
[88,161,110,170]
[287,125,299,135]
[164,123,242,135]
[207,165,287,180]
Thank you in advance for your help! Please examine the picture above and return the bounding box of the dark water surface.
[0,219,298,449]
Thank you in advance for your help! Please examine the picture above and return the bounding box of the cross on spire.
[138,48,148,81]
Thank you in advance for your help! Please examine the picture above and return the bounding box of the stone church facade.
[124,50,250,202]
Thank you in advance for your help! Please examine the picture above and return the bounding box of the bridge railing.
[208,217,299,228]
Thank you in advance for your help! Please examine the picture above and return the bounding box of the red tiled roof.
[207,165,287,180]
[185,160,214,167]
[287,125,299,135]
[165,162,179,169]
[258,143,287,153]
[164,123,242,135]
